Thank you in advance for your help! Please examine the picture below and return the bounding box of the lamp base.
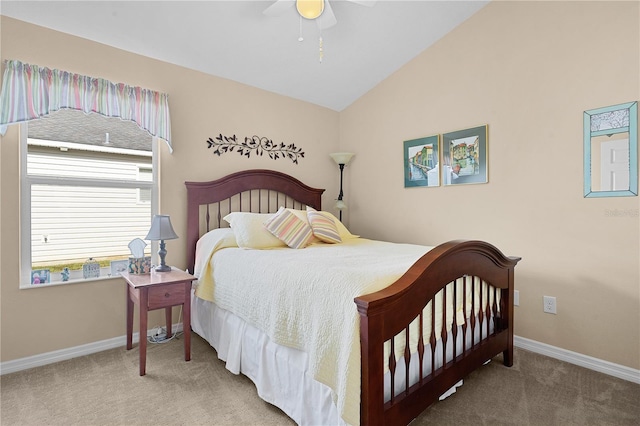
[155,240,171,272]
[155,264,172,272]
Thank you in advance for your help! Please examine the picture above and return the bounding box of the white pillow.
[223,212,286,249]
[306,206,359,240]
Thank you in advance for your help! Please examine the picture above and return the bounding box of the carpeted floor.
[1,334,638,425]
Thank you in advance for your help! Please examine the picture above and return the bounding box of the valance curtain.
[0,59,172,153]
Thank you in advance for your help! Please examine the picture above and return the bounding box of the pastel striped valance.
[0,60,172,153]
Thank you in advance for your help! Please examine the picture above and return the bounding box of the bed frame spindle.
[205,205,211,233]
[492,287,498,335]
[418,313,425,384]
[462,277,468,354]
[479,280,485,340]
[451,283,458,359]
[403,326,411,395]
[389,340,396,404]
[429,300,436,377]
[441,287,448,371]
[470,277,476,348]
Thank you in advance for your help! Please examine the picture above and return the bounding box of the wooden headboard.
[185,169,325,273]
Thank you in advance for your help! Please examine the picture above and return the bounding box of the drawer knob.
[165,292,170,298]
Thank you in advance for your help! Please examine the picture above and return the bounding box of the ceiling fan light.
[296,0,324,20]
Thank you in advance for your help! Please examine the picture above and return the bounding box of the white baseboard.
[514,335,640,384]
[2,331,638,384]
[0,323,183,376]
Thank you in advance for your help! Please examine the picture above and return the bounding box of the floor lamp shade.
[329,152,355,166]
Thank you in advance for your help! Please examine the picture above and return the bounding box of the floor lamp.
[329,152,355,221]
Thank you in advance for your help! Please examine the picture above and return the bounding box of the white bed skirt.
[192,290,345,425]
[191,291,490,426]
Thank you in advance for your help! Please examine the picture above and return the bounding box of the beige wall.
[0,16,339,362]
[1,0,639,372]
[341,1,639,369]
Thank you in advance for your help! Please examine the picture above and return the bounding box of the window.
[20,110,158,287]
[137,166,153,203]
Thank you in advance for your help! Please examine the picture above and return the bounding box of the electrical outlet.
[514,290,519,306]
[543,296,556,314]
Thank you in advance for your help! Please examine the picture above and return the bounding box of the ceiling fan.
[263,0,377,31]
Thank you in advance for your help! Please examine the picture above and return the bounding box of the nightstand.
[122,268,196,376]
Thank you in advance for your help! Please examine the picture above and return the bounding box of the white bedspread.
[194,229,436,425]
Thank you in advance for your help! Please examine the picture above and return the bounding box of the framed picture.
[583,101,637,198]
[404,135,440,187]
[442,125,488,186]
[110,260,129,277]
[31,269,50,285]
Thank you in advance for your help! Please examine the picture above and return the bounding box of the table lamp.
[145,214,178,272]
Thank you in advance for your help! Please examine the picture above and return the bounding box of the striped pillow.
[307,210,342,244]
[264,208,314,249]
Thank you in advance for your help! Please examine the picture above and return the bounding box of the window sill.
[19,274,125,289]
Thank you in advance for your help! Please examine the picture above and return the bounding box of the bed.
[185,169,521,426]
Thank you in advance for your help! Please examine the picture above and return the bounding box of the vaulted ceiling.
[1,0,489,111]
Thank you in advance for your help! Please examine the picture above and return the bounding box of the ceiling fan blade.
[316,0,337,30]
[263,0,296,17]
[346,0,377,6]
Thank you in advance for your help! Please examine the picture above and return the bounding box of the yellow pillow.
[306,207,359,240]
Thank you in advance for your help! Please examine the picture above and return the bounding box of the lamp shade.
[296,0,324,20]
[335,199,347,210]
[145,215,178,241]
[329,152,355,165]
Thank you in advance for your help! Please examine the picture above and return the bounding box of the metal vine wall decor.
[206,134,305,164]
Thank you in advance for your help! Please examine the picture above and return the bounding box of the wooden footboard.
[355,240,521,426]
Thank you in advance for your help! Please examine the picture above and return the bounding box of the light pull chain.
[298,16,304,42]
[296,16,323,63]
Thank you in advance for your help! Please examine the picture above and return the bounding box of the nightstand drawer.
[147,283,186,309]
